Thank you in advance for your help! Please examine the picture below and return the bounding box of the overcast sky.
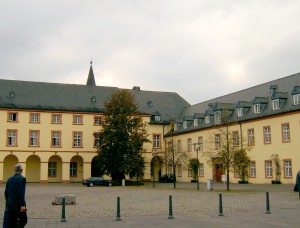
[1,0,300,104]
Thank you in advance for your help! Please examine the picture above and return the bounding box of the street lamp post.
[193,143,201,190]
[152,149,157,188]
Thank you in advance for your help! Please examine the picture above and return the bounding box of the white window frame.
[193,119,198,127]
[237,108,243,117]
[8,112,18,122]
[282,123,290,142]
[214,111,221,124]
[205,116,210,124]
[254,104,261,114]
[293,94,300,105]
[73,132,82,147]
[233,131,239,146]
[272,99,280,110]
[73,115,82,124]
[284,160,292,178]
[154,116,161,122]
[7,130,17,146]
[248,129,255,146]
[183,121,187,129]
[215,134,221,149]
[249,161,256,177]
[265,160,272,178]
[52,114,61,124]
[52,131,61,147]
[29,130,39,146]
[264,126,271,144]
[30,113,40,123]
[153,134,160,148]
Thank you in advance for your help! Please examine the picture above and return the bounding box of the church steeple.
[86,61,96,86]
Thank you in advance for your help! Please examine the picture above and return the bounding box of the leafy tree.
[95,90,149,181]
[189,158,200,181]
[204,109,251,190]
[234,148,251,183]
[165,134,190,188]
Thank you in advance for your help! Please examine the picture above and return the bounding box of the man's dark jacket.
[5,173,26,211]
[294,171,300,192]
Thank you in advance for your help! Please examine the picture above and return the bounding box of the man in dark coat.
[4,164,27,227]
[294,170,300,199]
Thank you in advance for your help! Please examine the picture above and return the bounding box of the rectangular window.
[199,163,204,177]
[248,129,255,146]
[214,111,221,124]
[8,112,18,122]
[153,134,161,148]
[282,123,290,142]
[73,115,83,125]
[284,160,292,178]
[70,162,77,177]
[265,160,273,178]
[205,116,210,124]
[73,131,82,147]
[30,113,40,123]
[263,126,271,144]
[234,164,240,177]
[188,168,192,177]
[254,104,261,114]
[48,162,57,177]
[187,138,192,152]
[94,133,100,147]
[7,129,17,146]
[272,99,280,110]
[293,94,300,105]
[183,121,187,129]
[29,130,39,146]
[193,119,198,127]
[249,161,256,178]
[198,137,203,151]
[178,164,182,177]
[237,108,243,117]
[215,134,221,149]
[51,131,61,147]
[177,140,182,153]
[233,131,239,146]
[94,116,102,125]
[52,114,62,124]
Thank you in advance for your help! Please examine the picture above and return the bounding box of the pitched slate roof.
[182,72,300,116]
[174,72,300,134]
[0,79,190,120]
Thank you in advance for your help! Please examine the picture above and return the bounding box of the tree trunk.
[226,169,230,190]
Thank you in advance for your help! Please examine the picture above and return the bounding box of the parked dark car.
[159,174,176,183]
[82,177,113,187]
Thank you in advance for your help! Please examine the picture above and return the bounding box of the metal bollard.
[266,192,271,214]
[218,193,223,216]
[116,196,121,221]
[61,197,66,222]
[168,195,173,219]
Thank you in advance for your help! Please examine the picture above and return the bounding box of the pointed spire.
[86,61,96,86]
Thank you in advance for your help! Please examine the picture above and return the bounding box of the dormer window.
[205,116,210,124]
[214,111,221,124]
[253,104,261,114]
[154,115,161,122]
[193,119,198,127]
[293,94,300,105]
[272,99,280,110]
[237,108,243,117]
[183,121,187,129]
[174,123,178,131]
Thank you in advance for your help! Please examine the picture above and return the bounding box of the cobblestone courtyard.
[0,182,299,220]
